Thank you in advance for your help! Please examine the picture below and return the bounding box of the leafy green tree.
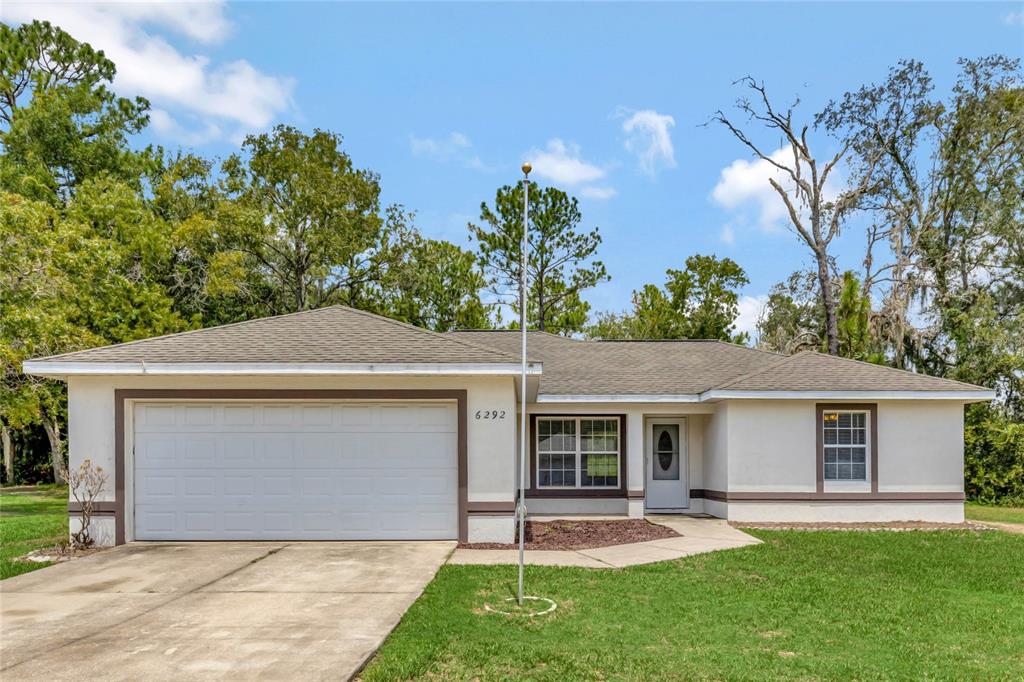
[219,125,385,313]
[964,407,1024,505]
[382,231,491,331]
[820,56,1023,389]
[1,192,91,482]
[835,271,882,362]
[470,182,607,334]
[588,255,749,342]
[755,272,821,354]
[0,20,152,201]
[666,255,750,340]
[821,56,1024,503]
[151,153,273,325]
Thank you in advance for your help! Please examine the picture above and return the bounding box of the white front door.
[132,401,458,541]
[645,419,688,510]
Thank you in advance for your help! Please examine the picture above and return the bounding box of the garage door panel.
[223,405,255,425]
[261,405,296,426]
[181,439,217,466]
[134,401,458,541]
[222,439,257,466]
[138,474,177,498]
[183,476,216,498]
[300,405,334,426]
[184,405,216,426]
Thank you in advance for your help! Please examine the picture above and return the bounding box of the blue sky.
[5,2,1022,333]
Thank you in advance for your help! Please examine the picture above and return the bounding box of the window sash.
[822,410,870,482]
[536,417,620,489]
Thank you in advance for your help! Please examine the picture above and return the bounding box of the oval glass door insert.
[652,424,680,480]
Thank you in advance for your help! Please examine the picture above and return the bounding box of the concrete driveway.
[0,541,454,681]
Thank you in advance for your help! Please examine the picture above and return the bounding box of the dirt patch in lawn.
[458,519,679,550]
[733,521,994,531]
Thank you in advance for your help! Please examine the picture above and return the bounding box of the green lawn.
[0,485,68,580]
[362,530,1024,681]
[965,502,1024,525]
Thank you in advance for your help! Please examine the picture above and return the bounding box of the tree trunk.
[42,418,65,484]
[815,248,840,356]
[1,423,13,484]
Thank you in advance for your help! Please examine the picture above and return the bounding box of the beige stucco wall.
[66,374,516,543]
[876,400,964,492]
[718,398,967,523]
[726,400,817,492]
[64,373,971,540]
[703,403,728,492]
[722,399,967,495]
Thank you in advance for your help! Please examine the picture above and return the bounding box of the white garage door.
[132,401,458,540]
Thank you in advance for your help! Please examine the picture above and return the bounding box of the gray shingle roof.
[29,306,990,396]
[713,350,988,393]
[35,306,522,365]
[449,331,988,396]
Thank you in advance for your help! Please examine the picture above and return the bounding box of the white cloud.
[149,109,223,147]
[711,146,840,232]
[734,294,768,337]
[720,223,736,245]
[409,131,489,170]
[0,2,294,142]
[579,186,617,200]
[619,108,676,177]
[1004,11,1024,25]
[525,139,614,200]
[527,139,606,186]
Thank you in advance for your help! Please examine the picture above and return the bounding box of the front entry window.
[537,417,620,489]
[652,424,680,480]
[537,419,576,487]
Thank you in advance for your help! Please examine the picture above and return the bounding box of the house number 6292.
[475,410,505,420]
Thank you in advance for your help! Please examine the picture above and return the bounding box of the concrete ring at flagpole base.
[483,596,557,618]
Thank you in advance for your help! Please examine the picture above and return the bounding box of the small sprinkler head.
[521,162,532,177]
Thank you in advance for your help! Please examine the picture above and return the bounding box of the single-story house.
[23,305,994,545]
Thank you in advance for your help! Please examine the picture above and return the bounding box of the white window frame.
[821,409,871,485]
[535,416,621,490]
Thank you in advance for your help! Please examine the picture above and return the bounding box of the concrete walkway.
[1,541,454,681]
[448,516,760,569]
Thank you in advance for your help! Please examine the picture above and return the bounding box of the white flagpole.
[517,162,531,606]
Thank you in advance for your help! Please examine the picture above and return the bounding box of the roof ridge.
[711,352,802,391]
[712,339,787,358]
[340,306,526,362]
[32,305,339,362]
[795,350,990,391]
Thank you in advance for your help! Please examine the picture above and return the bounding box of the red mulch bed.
[458,519,679,550]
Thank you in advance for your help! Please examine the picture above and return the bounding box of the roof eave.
[536,393,701,403]
[535,389,996,403]
[701,389,996,402]
[22,361,543,378]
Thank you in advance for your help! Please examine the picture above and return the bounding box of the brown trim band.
[68,501,117,516]
[693,489,964,502]
[690,488,727,502]
[525,413,628,499]
[466,501,515,514]
[817,403,878,494]
[626,490,645,500]
[112,388,469,545]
